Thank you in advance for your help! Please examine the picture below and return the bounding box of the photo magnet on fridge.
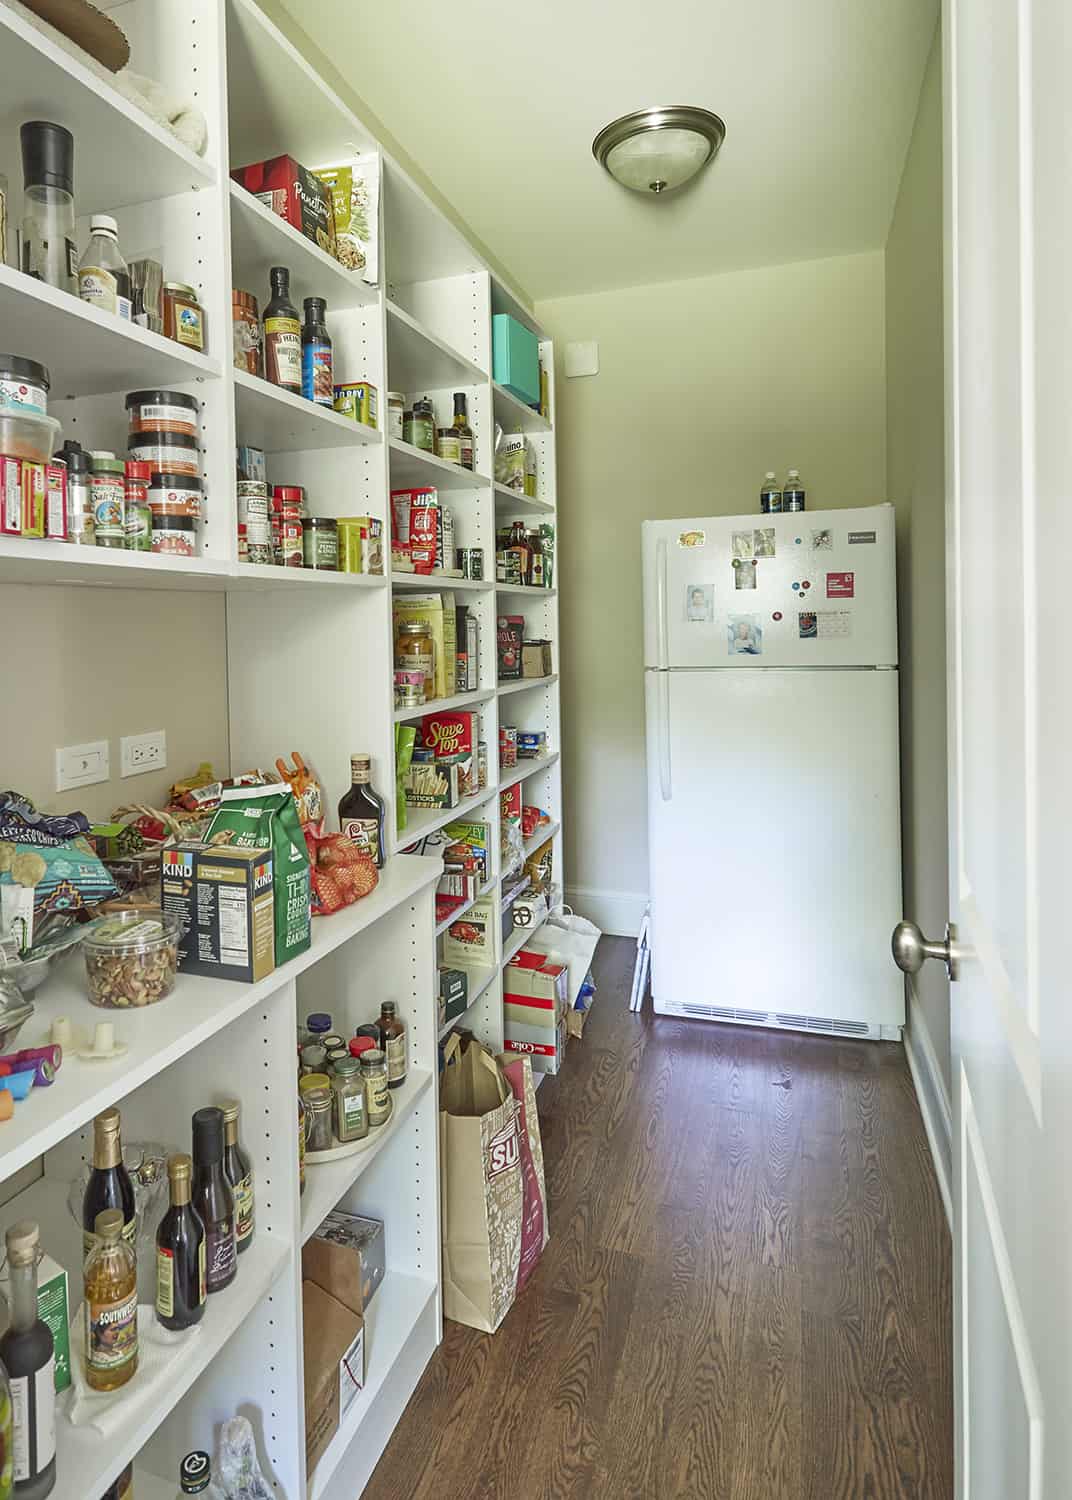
[811,529,834,551]
[685,584,714,622]
[732,530,754,560]
[677,529,706,548]
[734,559,757,589]
[798,611,817,639]
[826,571,855,598]
[753,528,776,558]
[728,615,763,655]
[817,609,851,638]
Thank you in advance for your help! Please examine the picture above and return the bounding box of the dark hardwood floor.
[362,936,953,1499]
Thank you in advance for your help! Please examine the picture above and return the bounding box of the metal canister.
[456,546,484,580]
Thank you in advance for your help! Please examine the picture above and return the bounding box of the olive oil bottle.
[84,1210,138,1394]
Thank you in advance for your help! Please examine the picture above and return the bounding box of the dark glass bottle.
[378,1000,408,1089]
[191,1108,236,1294]
[221,1101,254,1255]
[452,392,474,470]
[82,1107,137,1261]
[338,753,386,868]
[0,1223,55,1498]
[262,266,300,393]
[155,1153,206,1330]
[301,296,333,406]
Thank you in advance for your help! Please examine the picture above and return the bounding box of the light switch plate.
[564,341,599,378]
[120,730,167,778]
[56,740,109,792]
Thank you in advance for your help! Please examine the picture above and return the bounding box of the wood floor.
[363,936,953,1499]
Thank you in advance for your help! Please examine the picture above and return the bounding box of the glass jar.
[325,1047,350,1074]
[298,1094,306,1196]
[331,1058,369,1143]
[319,1031,345,1053]
[300,1042,327,1076]
[360,1049,392,1128]
[387,391,405,441]
[395,620,435,696]
[302,1085,333,1153]
[163,281,206,351]
[303,516,338,570]
[409,397,435,452]
[232,288,262,375]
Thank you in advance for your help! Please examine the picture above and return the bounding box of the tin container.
[332,381,377,427]
[456,546,484,580]
[303,516,338,570]
[0,356,49,416]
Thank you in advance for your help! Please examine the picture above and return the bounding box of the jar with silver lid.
[360,1048,392,1128]
[332,1057,369,1143]
[300,1042,327,1077]
[302,1084,333,1152]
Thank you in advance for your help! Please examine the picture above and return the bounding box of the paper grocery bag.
[440,1036,524,1332]
[499,1053,549,1294]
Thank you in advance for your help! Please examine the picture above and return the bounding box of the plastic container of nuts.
[83,909,179,1008]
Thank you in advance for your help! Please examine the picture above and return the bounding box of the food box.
[301,1279,364,1477]
[393,591,457,700]
[456,606,478,692]
[403,754,468,810]
[20,460,45,537]
[504,949,569,1074]
[438,966,469,1028]
[236,446,266,483]
[442,820,490,883]
[500,783,522,825]
[495,432,527,494]
[441,895,496,967]
[517,731,547,760]
[1,1251,69,1392]
[232,155,337,256]
[408,487,438,573]
[312,155,380,284]
[492,314,540,407]
[513,890,549,932]
[497,615,524,679]
[161,842,275,983]
[333,381,377,427]
[420,710,476,760]
[1,456,21,533]
[305,1210,385,1311]
[522,640,553,678]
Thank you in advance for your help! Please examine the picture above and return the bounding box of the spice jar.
[232,288,262,376]
[127,430,201,478]
[387,391,405,440]
[331,1057,369,1144]
[59,441,93,544]
[326,1047,350,1073]
[151,512,197,557]
[90,453,125,549]
[300,1042,327,1076]
[302,1084,333,1153]
[124,459,152,551]
[303,516,338,570]
[163,281,206,352]
[360,1049,392,1127]
[319,1031,345,1053]
[126,389,199,437]
[348,1035,377,1061]
[273,485,304,568]
[395,620,435,696]
[0,355,49,416]
[409,397,435,452]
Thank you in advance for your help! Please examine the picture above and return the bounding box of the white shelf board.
[383,159,485,286]
[390,571,491,593]
[492,381,551,434]
[398,785,498,846]
[8,1176,288,1500]
[0,5,216,211]
[394,687,493,723]
[301,1068,433,1240]
[0,856,440,1185]
[497,753,560,793]
[438,957,498,1041]
[229,182,379,308]
[131,1472,173,1500]
[0,266,221,399]
[229,562,387,591]
[434,875,497,939]
[386,299,487,389]
[307,1271,437,1500]
[234,368,383,452]
[388,437,490,492]
[498,673,559,698]
[502,922,533,967]
[496,583,557,599]
[494,482,555,517]
[490,277,549,342]
[0,538,234,591]
[524,819,560,855]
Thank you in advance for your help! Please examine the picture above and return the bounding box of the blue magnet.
[792,582,799,591]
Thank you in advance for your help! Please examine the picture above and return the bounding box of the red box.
[1,456,21,534]
[231,156,336,255]
[420,710,476,759]
[45,462,68,541]
[500,783,521,824]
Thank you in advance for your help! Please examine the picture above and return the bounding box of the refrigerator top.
[642,503,898,670]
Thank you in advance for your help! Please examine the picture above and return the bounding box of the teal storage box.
[492,315,540,407]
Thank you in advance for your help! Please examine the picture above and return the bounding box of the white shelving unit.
[0,0,561,1494]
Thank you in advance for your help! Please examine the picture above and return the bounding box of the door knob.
[891,920,959,982]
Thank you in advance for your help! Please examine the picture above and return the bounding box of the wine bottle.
[156,1154,206,1330]
[84,1210,138,1394]
[378,1000,408,1089]
[191,1108,236,1293]
[0,1223,55,1498]
[220,1102,254,1255]
[338,753,385,868]
[451,392,474,471]
[82,1107,137,1261]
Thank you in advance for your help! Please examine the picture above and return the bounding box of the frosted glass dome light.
[592,106,726,194]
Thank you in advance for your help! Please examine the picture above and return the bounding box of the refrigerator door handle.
[655,537,669,670]
[658,671,672,801]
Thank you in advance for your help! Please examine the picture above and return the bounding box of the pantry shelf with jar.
[0,0,561,1491]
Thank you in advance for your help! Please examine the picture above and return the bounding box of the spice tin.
[151,513,197,557]
[237,480,269,524]
[127,430,201,478]
[45,460,67,540]
[90,456,125,548]
[281,518,303,567]
[271,484,305,514]
[125,389,199,437]
[387,391,404,441]
[0,356,49,416]
[148,471,203,521]
[456,546,484,580]
[332,382,377,427]
[302,516,338,570]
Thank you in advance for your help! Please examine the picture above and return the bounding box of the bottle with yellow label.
[85,1210,138,1393]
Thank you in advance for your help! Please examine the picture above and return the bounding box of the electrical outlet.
[56,741,109,792]
[120,730,167,778]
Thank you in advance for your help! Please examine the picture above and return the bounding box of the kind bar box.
[1,1251,69,1392]
[162,842,275,983]
[305,1210,386,1311]
[302,1279,364,1477]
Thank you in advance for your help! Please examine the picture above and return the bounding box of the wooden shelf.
[389,437,490,491]
[229,181,379,308]
[234,368,383,452]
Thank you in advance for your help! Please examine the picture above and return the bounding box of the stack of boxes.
[503,947,568,1075]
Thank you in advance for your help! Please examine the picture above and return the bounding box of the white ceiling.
[282,0,938,303]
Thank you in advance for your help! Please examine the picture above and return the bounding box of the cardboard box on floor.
[301,1278,364,1477]
[503,949,569,1074]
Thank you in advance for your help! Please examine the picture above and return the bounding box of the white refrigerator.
[642,503,904,1039]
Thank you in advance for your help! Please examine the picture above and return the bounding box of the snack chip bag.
[0,791,118,953]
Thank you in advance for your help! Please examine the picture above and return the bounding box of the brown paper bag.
[440,1035,523,1332]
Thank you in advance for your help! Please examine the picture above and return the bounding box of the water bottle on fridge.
[783,469,806,512]
[760,471,782,513]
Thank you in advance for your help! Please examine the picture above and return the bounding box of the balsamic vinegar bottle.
[0,1223,55,1498]
[191,1108,236,1294]
[82,1107,137,1260]
[156,1154,206,1330]
[221,1101,254,1255]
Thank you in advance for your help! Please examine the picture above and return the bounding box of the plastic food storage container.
[0,410,61,463]
[83,909,179,1008]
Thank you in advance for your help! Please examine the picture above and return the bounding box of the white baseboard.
[565,885,648,938]
[902,976,953,1231]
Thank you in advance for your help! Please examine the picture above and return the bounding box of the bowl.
[0,1000,34,1051]
[0,410,61,464]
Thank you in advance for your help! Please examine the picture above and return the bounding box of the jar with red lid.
[124,460,152,551]
[232,288,262,376]
[272,485,304,567]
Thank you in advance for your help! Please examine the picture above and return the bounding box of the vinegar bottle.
[221,1102,255,1255]
[82,1107,137,1262]
[191,1108,236,1293]
[84,1211,138,1394]
[0,1223,55,1498]
[156,1154,206,1330]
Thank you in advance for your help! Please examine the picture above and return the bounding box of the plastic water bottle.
[760,471,782,513]
[784,468,806,512]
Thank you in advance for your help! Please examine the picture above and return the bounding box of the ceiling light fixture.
[592,105,726,195]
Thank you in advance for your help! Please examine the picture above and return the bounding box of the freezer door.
[641,505,897,668]
[645,667,904,1030]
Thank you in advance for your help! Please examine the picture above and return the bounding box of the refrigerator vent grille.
[677,1003,877,1040]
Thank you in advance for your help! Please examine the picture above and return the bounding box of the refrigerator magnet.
[811,528,834,551]
[735,560,757,589]
[753,528,776,558]
[827,571,855,598]
[685,584,714,623]
[817,609,851,638]
[677,529,706,548]
[728,615,762,655]
[732,530,754,560]
[799,612,818,639]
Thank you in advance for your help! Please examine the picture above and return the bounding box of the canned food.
[151,513,197,557]
[456,546,484,580]
[127,430,201,478]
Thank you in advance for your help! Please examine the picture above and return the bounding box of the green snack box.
[205,785,311,965]
[1,1251,69,1392]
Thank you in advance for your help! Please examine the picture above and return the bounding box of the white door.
[902,0,1072,1492]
